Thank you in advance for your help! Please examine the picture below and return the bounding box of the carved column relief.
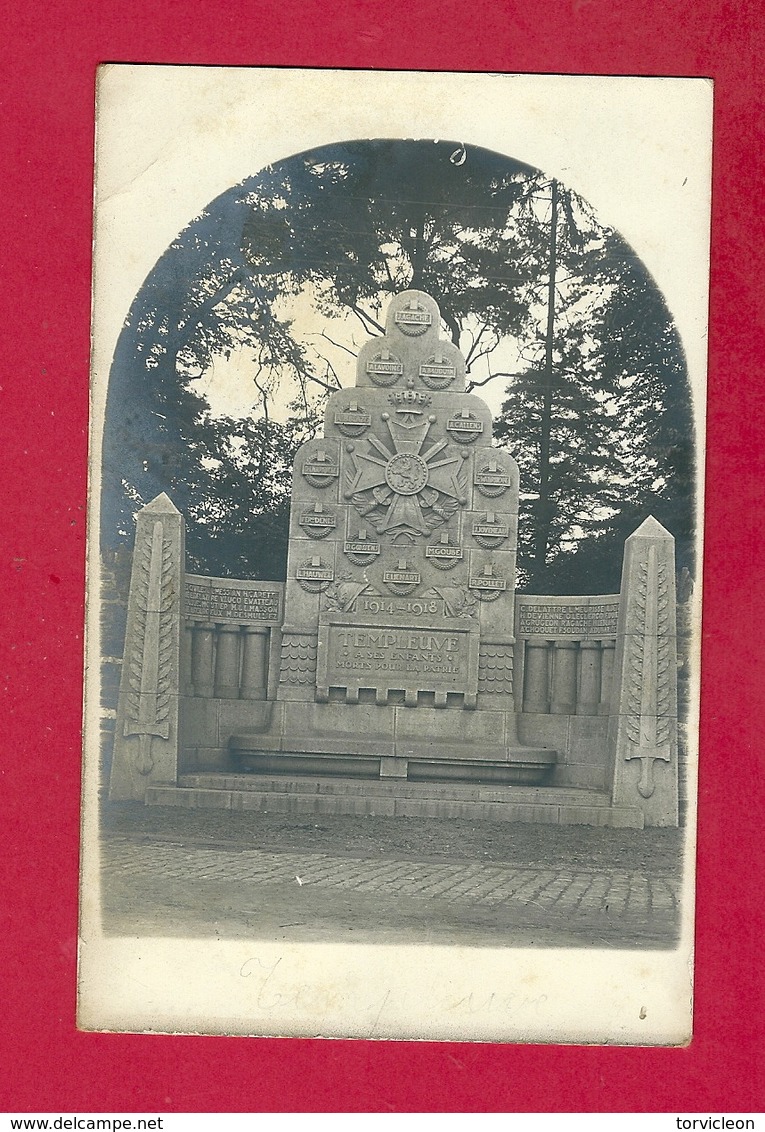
[550,640,578,714]
[516,599,619,717]
[523,638,551,713]
[190,622,215,697]
[577,639,602,716]
[214,623,241,699]
[240,627,269,700]
[599,639,616,715]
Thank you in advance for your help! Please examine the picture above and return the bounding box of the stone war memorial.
[109,289,680,829]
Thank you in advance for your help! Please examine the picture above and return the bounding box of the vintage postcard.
[78,67,711,1043]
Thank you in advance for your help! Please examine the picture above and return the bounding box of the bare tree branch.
[314,352,344,389]
[378,250,397,291]
[441,306,461,346]
[464,341,499,375]
[466,370,528,392]
[463,320,490,368]
[251,365,271,481]
[304,371,340,393]
[349,303,384,336]
[318,330,358,360]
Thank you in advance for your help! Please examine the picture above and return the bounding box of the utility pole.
[535,177,558,579]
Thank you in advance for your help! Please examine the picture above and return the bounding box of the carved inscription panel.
[319,616,476,695]
[185,580,283,624]
[518,601,619,638]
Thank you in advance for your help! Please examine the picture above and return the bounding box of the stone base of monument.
[229,743,557,787]
[224,697,557,787]
[144,772,645,828]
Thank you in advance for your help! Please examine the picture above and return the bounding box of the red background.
[1,0,763,1112]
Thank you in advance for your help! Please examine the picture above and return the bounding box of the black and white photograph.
[78,67,711,1043]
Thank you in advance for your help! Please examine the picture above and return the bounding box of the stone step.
[179,771,607,807]
[230,733,557,765]
[146,782,643,828]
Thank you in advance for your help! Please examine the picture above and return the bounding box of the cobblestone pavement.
[100,833,682,949]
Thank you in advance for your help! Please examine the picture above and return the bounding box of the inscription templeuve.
[329,625,467,678]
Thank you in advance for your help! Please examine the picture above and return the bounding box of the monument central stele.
[232,288,551,783]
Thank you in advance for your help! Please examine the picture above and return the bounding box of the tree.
[101,138,694,592]
[493,195,694,592]
[101,189,329,578]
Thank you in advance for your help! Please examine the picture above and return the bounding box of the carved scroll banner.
[607,516,679,827]
[109,493,185,801]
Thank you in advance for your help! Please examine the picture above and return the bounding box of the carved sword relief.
[625,545,671,798]
[124,519,175,776]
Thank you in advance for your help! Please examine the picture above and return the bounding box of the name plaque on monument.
[366,355,403,380]
[446,413,483,442]
[297,561,334,582]
[473,522,509,538]
[383,569,421,586]
[344,539,380,555]
[334,408,371,432]
[419,364,455,379]
[299,506,337,537]
[184,579,283,623]
[394,306,431,332]
[517,601,619,638]
[468,571,506,594]
[419,360,456,389]
[302,457,339,479]
[425,544,463,562]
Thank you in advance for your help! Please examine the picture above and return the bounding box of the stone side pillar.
[608,516,679,827]
[109,493,185,801]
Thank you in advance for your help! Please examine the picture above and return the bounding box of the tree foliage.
[102,139,694,590]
